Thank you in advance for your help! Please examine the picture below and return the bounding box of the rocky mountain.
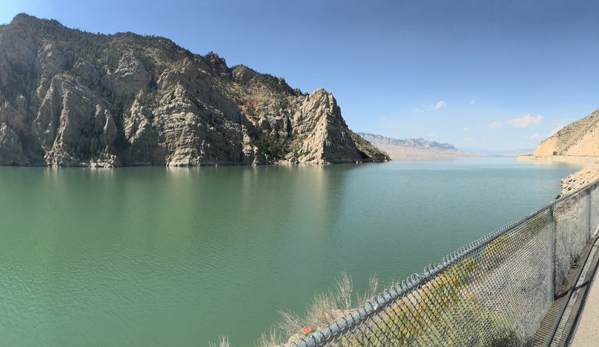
[533,108,599,157]
[530,107,599,197]
[357,133,471,158]
[0,14,389,167]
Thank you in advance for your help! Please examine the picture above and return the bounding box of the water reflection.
[0,160,581,346]
[517,155,592,168]
[390,156,464,162]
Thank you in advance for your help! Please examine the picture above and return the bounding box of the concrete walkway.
[570,244,599,346]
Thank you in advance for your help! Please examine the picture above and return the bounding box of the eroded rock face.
[0,15,40,88]
[36,42,70,76]
[0,123,28,165]
[32,76,119,167]
[285,89,364,164]
[0,14,389,167]
[534,108,599,157]
[104,53,150,94]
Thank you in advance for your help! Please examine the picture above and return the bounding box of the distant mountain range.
[358,133,473,159]
[459,147,534,157]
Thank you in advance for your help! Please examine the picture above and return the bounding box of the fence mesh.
[591,182,599,240]
[289,182,598,347]
[553,189,589,295]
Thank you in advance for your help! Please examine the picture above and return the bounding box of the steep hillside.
[530,107,599,197]
[533,108,599,157]
[0,14,389,167]
[358,132,471,158]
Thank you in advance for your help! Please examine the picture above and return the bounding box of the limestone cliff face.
[533,108,599,157]
[0,14,389,167]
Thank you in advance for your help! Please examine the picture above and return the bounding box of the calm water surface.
[0,157,582,346]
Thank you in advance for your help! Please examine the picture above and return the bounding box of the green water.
[0,158,582,346]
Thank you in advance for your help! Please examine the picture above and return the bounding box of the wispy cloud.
[548,126,564,137]
[525,133,543,140]
[463,127,470,132]
[507,114,543,128]
[412,100,447,113]
[428,132,438,138]
[463,137,476,143]
[469,100,475,105]
[432,101,447,110]
[488,122,503,129]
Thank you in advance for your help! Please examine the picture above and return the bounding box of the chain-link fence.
[289,180,599,347]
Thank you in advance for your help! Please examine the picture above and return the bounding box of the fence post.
[587,188,592,240]
[547,205,555,301]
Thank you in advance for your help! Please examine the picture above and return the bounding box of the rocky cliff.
[533,108,599,157]
[530,107,599,196]
[357,132,470,158]
[559,163,599,197]
[0,14,389,167]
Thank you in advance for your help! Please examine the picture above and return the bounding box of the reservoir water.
[0,157,582,346]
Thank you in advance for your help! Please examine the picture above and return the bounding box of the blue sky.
[2,0,599,151]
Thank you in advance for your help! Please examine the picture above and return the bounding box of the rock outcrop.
[0,14,389,167]
[559,163,599,197]
[530,107,599,196]
[533,108,599,157]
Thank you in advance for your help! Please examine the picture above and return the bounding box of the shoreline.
[519,155,599,196]
[517,155,599,166]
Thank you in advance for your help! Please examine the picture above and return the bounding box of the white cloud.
[463,137,476,143]
[507,114,543,128]
[469,100,475,105]
[463,127,470,132]
[412,100,447,113]
[432,101,447,110]
[548,126,564,137]
[525,133,543,140]
[428,132,438,138]
[488,122,503,129]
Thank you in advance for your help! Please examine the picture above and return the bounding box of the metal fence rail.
[290,179,599,347]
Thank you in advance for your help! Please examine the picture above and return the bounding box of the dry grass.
[208,335,230,347]
[212,272,383,347]
[268,271,380,346]
[276,309,305,338]
[357,274,379,307]
[335,272,353,311]
[255,329,284,347]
